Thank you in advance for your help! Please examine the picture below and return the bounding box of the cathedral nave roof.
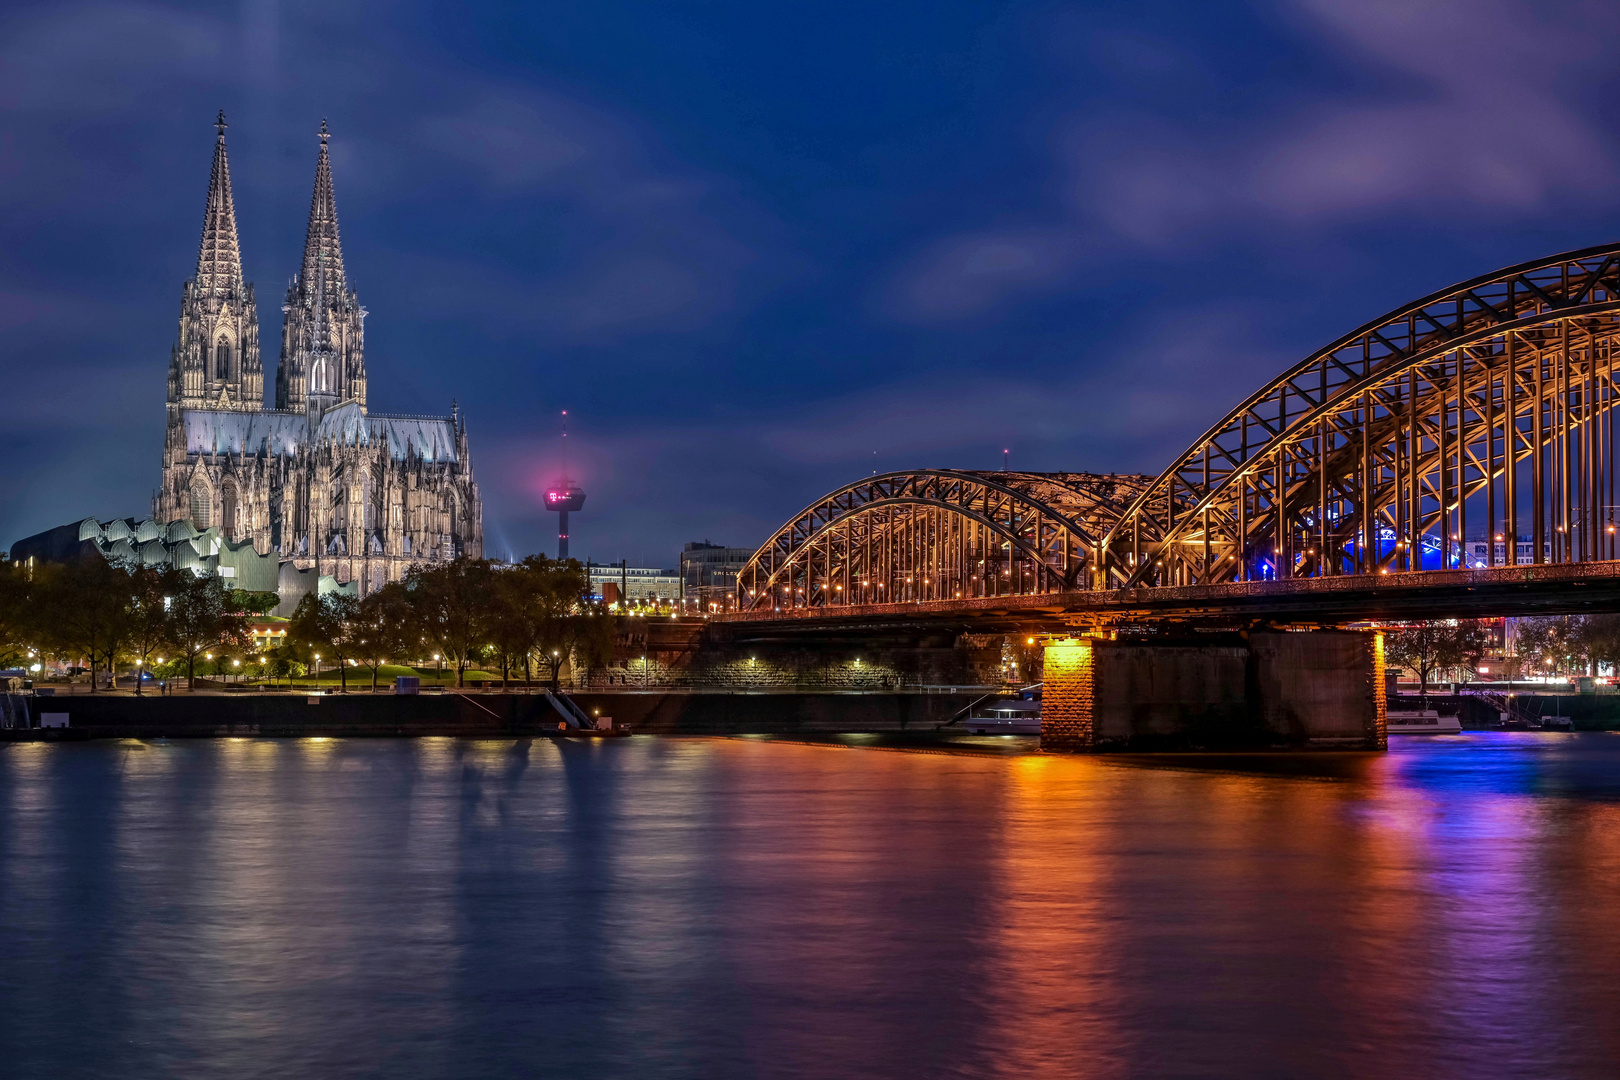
[180,405,459,463]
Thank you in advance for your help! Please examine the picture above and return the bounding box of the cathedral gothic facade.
[158,117,482,595]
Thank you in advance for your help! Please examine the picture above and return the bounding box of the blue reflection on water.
[1388,731,1620,800]
[2,734,1619,1079]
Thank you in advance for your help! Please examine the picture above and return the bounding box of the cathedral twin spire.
[194,110,244,299]
[168,110,261,414]
[169,112,366,417]
[279,117,367,415]
[301,121,347,303]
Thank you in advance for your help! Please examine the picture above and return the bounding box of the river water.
[2,733,1618,1079]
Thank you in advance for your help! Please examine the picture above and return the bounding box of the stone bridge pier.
[1040,630,1387,752]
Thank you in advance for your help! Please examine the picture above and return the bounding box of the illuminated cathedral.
[156,115,482,595]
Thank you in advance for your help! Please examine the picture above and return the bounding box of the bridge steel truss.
[1096,242,1620,589]
[736,470,1154,611]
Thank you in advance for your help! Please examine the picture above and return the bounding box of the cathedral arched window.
[362,471,377,533]
[214,340,232,380]
[189,484,212,530]
[221,483,239,539]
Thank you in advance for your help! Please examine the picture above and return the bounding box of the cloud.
[763,301,1286,470]
[886,229,1081,321]
[466,300,1299,562]
[405,91,762,341]
[888,0,1620,320]
[0,3,225,116]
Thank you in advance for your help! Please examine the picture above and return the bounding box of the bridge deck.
[715,560,1620,632]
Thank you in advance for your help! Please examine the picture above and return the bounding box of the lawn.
[213,665,512,689]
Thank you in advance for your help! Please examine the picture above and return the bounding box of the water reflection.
[1,734,1618,1078]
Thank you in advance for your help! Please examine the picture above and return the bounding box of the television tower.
[545,410,586,559]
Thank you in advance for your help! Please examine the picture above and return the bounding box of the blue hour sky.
[4,0,1620,565]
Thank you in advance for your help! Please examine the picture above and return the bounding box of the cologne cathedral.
[157,115,482,595]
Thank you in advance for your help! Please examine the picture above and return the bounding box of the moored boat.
[1387,710,1463,735]
[965,699,1041,734]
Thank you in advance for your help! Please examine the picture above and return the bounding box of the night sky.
[5,1,1620,567]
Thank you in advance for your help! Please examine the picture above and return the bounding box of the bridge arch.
[1099,242,1620,588]
[735,470,1153,611]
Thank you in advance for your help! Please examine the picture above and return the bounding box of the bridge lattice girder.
[736,470,1154,611]
[1099,242,1620,588]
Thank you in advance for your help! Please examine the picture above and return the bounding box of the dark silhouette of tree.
[519,557,614,691]
[32,559,137,693]
[0,558,29,670]
[351,583,414,692]
[1514,615,1590,677]
[1385,620,1490,704]
[404,558,494,687]
[167,572,252,689]
[127,565,187,695]
[229,589,280,616]
[288,592,364,692]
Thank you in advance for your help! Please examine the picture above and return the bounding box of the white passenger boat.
[1386,710,1463,735]
[965,700,1041,734]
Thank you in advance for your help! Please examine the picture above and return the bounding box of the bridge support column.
[1038,637,1099,752]
[1040,630,1387,752]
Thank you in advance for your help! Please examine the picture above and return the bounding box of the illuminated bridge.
[731,243,1620,632]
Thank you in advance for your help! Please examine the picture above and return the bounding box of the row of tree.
[1509,615,1620,679]
[0,555,613,692]
[283,556,614,691]
[1383,614,1620,700]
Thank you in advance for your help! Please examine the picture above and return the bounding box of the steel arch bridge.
[734,471,1155,611]
[735,242,1620,617]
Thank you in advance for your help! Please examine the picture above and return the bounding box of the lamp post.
[434,653,441,684]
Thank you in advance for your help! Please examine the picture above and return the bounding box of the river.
[2,733,1618,1079]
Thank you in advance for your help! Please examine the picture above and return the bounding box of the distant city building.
[1463,539,1552,567]
[156,115,481,597]
[586,562,683,604]
[680,541,753,607]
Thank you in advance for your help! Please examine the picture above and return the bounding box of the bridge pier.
[1039,630,1387,752]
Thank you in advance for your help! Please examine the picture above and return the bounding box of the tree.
[127,565,187,695]
[1384,620,1490,703]
[510,556,615,691]
[1577,614,1620,677]
[351,583,414,692]
[264,642,305,688]
[287,592,364,692]
[1514,615,1588,678]
[488,559,548,687]
[0,558,30,670]
[404,558,494,687]
[230,589,281,617]
[167,571,252,689]
[31,559,137,692]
